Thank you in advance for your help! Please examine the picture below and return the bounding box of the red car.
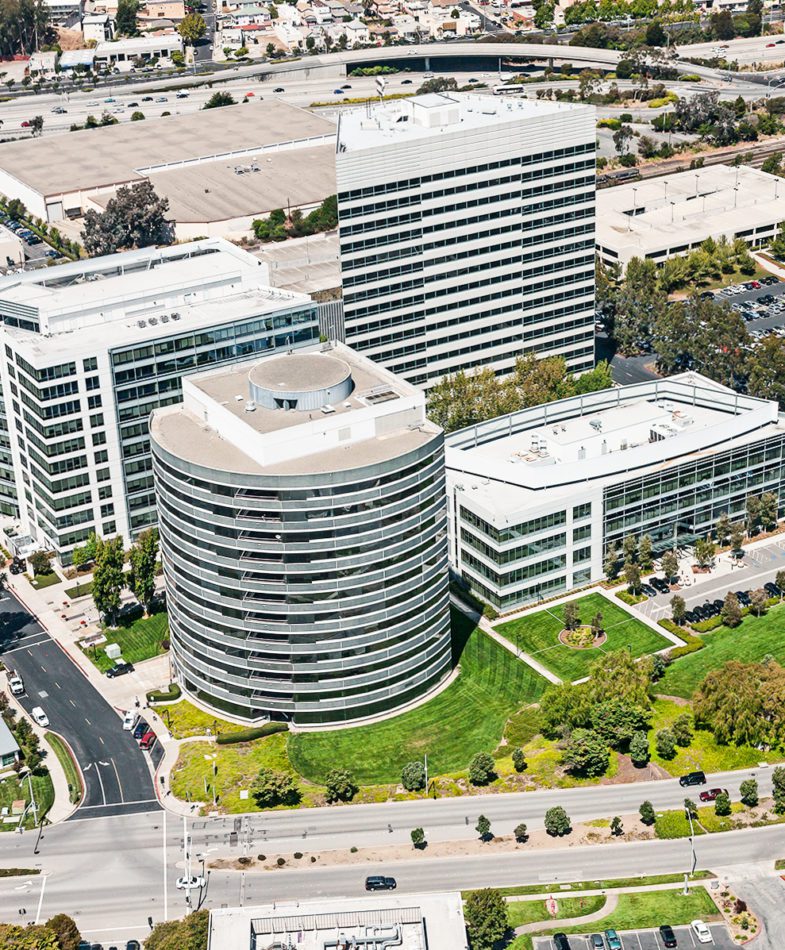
[139,730,157,751]
[699,787,727,803]
[767,42,776,47]
[20,121,30,128]
[750,280,761,288]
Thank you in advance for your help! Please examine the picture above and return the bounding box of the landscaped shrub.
[146,683,181,703]
[659,620,705,660]
[216,722,287,745]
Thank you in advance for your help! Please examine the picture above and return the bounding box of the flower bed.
[558,625,607,650]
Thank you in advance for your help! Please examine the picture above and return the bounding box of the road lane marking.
[34,875,46,925]
[84,718,91,726]
[99,737,104,745]
[39,666,45,673]
[163,807,168,920]
[111,758,125,803]
[54,682,60,689]
[93,761,107,806]
[69,700,76,707]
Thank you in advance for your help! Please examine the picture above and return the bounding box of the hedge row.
[617,590,647,606]
[147,683,181,703]
[659,619,705,660]
[216,722,287,745]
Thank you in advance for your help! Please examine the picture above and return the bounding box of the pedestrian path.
[515,893,619,935]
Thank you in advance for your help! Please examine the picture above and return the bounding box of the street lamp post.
[683,804,697,895]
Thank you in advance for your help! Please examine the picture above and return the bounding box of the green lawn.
[511,888,720,950]
[657,602,785,698]
[44,733,82,805]
[65,579,93,599]
[462,871,714,899]
[82,609,169,672]
[496,593,671,682]
[30,572,60,591]
[507,895,606,928]
[160,700,237,740]
[289,609,547,785]
[0,772,54,831]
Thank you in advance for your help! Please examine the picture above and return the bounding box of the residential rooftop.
[0,99,335,198]
[596,164,785,256]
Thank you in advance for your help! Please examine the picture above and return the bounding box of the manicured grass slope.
[507,895,606,928]
[289,610,547,785]
[497,593,670,682]
[657,603,785,698]
[85,610,169,672]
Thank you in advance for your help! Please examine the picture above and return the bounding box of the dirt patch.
[654,693,691,707]
[603,754,671,785]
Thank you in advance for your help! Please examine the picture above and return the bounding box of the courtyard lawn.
[82,609,169,672]
[288,609,547,786]
[496,592,671,682]
[657,602,785,698]
[158,699,238,740]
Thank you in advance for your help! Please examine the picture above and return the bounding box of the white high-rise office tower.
[336,92,596,389]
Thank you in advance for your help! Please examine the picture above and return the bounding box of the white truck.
[7,672,24,696]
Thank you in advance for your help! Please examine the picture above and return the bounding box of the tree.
[464,888,508,950]
[44,914,81,950]
[544,805,571,836]
[145,909,209,950]
[115,0,140,35]
[651,654,667,681]
[469,751,496,786]
[693,538,716,570]
[130,110,145,121]
[563,728,609,777]
[203,91,237,110]
[511,747,527,773]
[324,768,357,802]
[720,591,742,628]
[629,730,649,767]
[410,826,425,848]
[610,815,624,836]
[591,698,650,748]
[178,11,206,43]
[401,760,426,791]
[655,728,677,759]
[623,533,638,565]
[670,594,686,625]
[514,822,528,842]
[777,570,785,601]
[694,659,785,747]
[563,601,580,631]
[760,491,778,530]
[730,521,745,555]
[534,0,555,28]
[30,550,52,576]
[646,19,666,45]
[625,561,642,595]
[613,123,633,155]
[746,494,762,535]
[129,527,158,615]
[590,612,603,638]
[29,115,43,137]
[604,542,619,580]
[661,549,678,582]
[251,768,300,807]
[82,181,173,257]
[475,814,492,840]
[774,766,785,813]
[91,535,124,626]
[639,534,653,572]
[750,587,768,617]
[639,800,656,825]
[715,513,731,547]
[714,791,731,817]
[672,713,693,747]
[739,777,759,807]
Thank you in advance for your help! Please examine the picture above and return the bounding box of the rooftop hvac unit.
[601,439,608,455]
[321,405,336,414]
[137,319,146,328]
[590,419,603,431]
[160,313,170,323]
[621,438,628,450]
[578,445,586,460]
[148,316,158,325]
[171,312,181,321]
[244,400,256,412]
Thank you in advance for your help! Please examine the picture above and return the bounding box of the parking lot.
[533,922,735,950]
[712,276,785,343]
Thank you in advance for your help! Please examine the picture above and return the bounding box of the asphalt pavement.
[0,587,158,820]
[532,923,735,950]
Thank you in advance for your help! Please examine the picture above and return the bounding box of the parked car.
[603,930,622,950]
[553,936,571,950]
[8,673,24,696]
[365,876,396,891]
[106,661,134,678]
[332,88,344,94]
[132,719,149,740]
[126,942,141,950]
[122,710,137,731]
[736,590,751,606]
[679,770,707,787]
[764,582,780,597]
[699,787,728,803]
[139,730,156,751]
[31,706,49,727]
[651,577,670,593]
[659,924,678,947]
[691,920,712,943]
[684,610,699,624]
[590,937,604,950]
[712,599,724,613]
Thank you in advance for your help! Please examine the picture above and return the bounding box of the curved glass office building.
[150,343,451,725]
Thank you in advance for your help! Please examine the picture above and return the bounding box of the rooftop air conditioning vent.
[148,316,158,325]
[137,320,146,328]
[321,405,336,414]
[160,314,170,323]
[235,395,244,402]
[590,420,603,431]
[244,400,256,412]
[171,312,181,321]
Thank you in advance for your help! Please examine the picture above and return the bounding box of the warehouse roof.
[0,100,335,199]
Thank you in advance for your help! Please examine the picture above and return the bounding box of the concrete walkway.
[515,893,619,935]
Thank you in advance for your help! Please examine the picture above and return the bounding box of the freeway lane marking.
[111,758,125,803]
[54,681,60,689]
[99,736,104,745]
[68,700,75,708]
[34,875,46,925]
[93,761,107,806]
[84,718,91,726]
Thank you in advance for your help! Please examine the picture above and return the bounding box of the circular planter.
[558,625,607,649]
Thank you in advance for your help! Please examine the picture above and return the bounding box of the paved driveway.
[0,587,159,820]
[533,922,735,949]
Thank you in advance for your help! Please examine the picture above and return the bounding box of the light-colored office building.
[208,892,468,950]
[336,92,596,388]
[150,342,451,724]
[0,239,318,561]
[596,164,785,271]
[445,373,785,611]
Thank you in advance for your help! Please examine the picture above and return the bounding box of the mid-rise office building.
[336,92,596,388]
[445,374,785,611]
[0,239,318,561]
[150,342,451,724]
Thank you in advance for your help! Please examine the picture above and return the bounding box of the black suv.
[553,935,571,950]
[659,924,677,947]
[679,770,707,787]
[365,876,396,891]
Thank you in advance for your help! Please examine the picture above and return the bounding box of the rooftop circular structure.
[248,352,353,410]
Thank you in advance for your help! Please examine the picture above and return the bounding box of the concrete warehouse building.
[150,342,451,724]
[0,239,318,561]
[0,101,336,238]
[336,92,597,388]
[445,373,785,611]
[596,164,785,271]
[208,893,468,950]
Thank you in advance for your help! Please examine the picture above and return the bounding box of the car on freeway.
[699,787,728,803]
[333,88,344,94]
[603,930,622,950]
[132,719,149,740]
[104,96,116,102]
[365,876,396,891]
[691,920,712,943]
[155,96,168,103]
[342,83,352,89]
[176,92,189,98]
[679,770,706,787]
[31,706,49,727]
[106,661,134,678]
[51,106,67,114]
[767,42,776,47]
[273,86,285,92]
[553,935,571,950]
[142,96,154,102]
[659,924,678,947]
[401,78,413,84]
[122,709,137,730]
[176,875,206,889]
[8,673,24,696]
[20,121,30,128]
[139,730,156,751]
